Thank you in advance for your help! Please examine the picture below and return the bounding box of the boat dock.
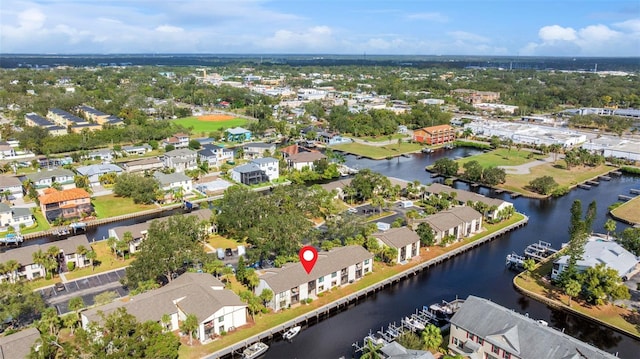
[630,189,640,195]
[619,195,635,201]
[577,184,591,190]
[598,175,611,181]
[505,252,525,268]
[352,299,463,354]
[586,180,599,186]
[0,233,23,245]
[523,240,558,261]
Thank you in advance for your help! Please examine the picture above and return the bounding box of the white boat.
[242,342,269,359]
[283,325,301,340]
[403,316,425,331]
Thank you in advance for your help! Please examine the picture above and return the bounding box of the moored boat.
[242,342,269,359]
[283,325,301,341]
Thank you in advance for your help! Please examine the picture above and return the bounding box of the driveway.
[40,269,129,314]
[499,154,560,175]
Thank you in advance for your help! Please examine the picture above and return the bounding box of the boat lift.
[0,232,23,245]
[523,240,557,261]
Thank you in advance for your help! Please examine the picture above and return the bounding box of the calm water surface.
[263,148,640,359]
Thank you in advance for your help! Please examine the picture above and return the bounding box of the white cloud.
[155,25,184,33]
[522,21,638,56]
[407,12,448,23]
[260,26,336,51]
[538,25,577,41]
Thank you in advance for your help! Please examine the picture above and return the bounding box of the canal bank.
[202,214,529,359]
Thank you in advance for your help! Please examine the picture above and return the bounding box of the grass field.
[331,142,422,159]
[92,194,157,218]
[358,134,409,142]
[172,116,247,136]
[500,162,614,198]
[457,148,545,167]
[610,196,640,225]
[63,241,133,281]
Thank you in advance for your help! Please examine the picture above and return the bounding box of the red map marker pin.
[299,246,318,274]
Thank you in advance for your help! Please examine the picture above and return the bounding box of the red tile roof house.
[39,188,92,223]
[162,132,190,149]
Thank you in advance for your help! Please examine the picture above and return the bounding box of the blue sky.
[1,0,639,56]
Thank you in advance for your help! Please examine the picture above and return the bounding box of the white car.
[347,208,358,214]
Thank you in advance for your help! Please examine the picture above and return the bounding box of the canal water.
[263,147,640,359]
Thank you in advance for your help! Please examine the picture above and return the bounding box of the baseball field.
[172,114,248,134]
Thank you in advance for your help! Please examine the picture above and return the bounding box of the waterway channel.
[261,147,640,359]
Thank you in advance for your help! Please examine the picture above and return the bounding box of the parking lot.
[40,269,129,314]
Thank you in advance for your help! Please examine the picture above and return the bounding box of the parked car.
[225,248,233,257]
[347,208,358,214]
[54,282,66,292]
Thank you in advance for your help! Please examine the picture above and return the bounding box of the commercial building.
[413,124,456,145]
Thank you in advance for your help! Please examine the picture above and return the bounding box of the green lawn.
[610,196,640,225]
[63,241,133,281]
[172,117,247,136]
[501,162,614,198]
[331,142,422,159]
[21,209,51,234]
[92,194,157,218]
[358,134,409,142]
[457,148,545,167]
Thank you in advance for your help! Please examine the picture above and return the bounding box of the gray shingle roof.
[373,227,420,249]
[83,272,244,324]
[0,234,89,267]
[0,327,40,359]
[0,175,22,188]
[555,236,639,278]
[426,183,507,208]
[421,206,482,232]
[24,168,75,182]
[260,245,373,294]
[287,151,326,163]
[233,163,261,174]
[164,148,196,157]
[450,296,618,359]
[251,157,278,165]
[153,171,191,185]
[76,164,123,177]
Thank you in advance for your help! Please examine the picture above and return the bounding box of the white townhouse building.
[81,273,247,343]
[256,246,373,312]
[23,168,76,194]
[373,227,421,264]
[412,206,483,244]
[0,234,90,283]
[424,183,512,220]
[161,148,198,173]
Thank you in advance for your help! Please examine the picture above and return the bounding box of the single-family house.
[373,227,421,264]
[120,157,164,173]
[195,177,234,196]
[225,127,252,142]
[0,327,41,359]
[413,124,456,145]
[39,188,92,222]
[75,164,123,188]
[381,342,435,359]
[81,273,247,343]
[0,203,33,231]
[153,171,193,193]
[87,148,114,162]
[552,235,640,281]
[230,163,270,185]
[0,175,24,199]
[162,132,190,149]
[424,183,512,220]
[412,206,483,244]
[317,131,350,145]
[0,141,16,159]
[24,168,76,193]
[121,144,152,156]
[449,295,618,359]
[198,144,234,168]
[161,149,197,172]
[249,157,279,181]
[255,246,373,312]
[279,144,327,170]
[242,142,276,159]
[0,234,91,282]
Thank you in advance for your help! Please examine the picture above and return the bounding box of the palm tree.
[564,279,581,307]
[604,219,616,240]
[4,259,19,283]
[361,337,383,359]
[85,250,97,271]
[32,249,47,277]
[180,314,199,346]
[161,314,172,332]
[421,323,443,351]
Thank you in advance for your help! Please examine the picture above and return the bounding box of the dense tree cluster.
[0,281,46,329]
[618,227,640,256]
[461,160,506,186]
[215,185,336,262]
[432,158,459,177]
[113,173,161,204]
[527,176,558,195]
[124,215,208,289]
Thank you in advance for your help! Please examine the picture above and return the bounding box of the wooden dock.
[630,189,640,195]
[619,195,635,201]
[203,215,529,359]
[599,175,611,181]
[577,184,591,190]
[611,170,622,176]
[586,180,599,186]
